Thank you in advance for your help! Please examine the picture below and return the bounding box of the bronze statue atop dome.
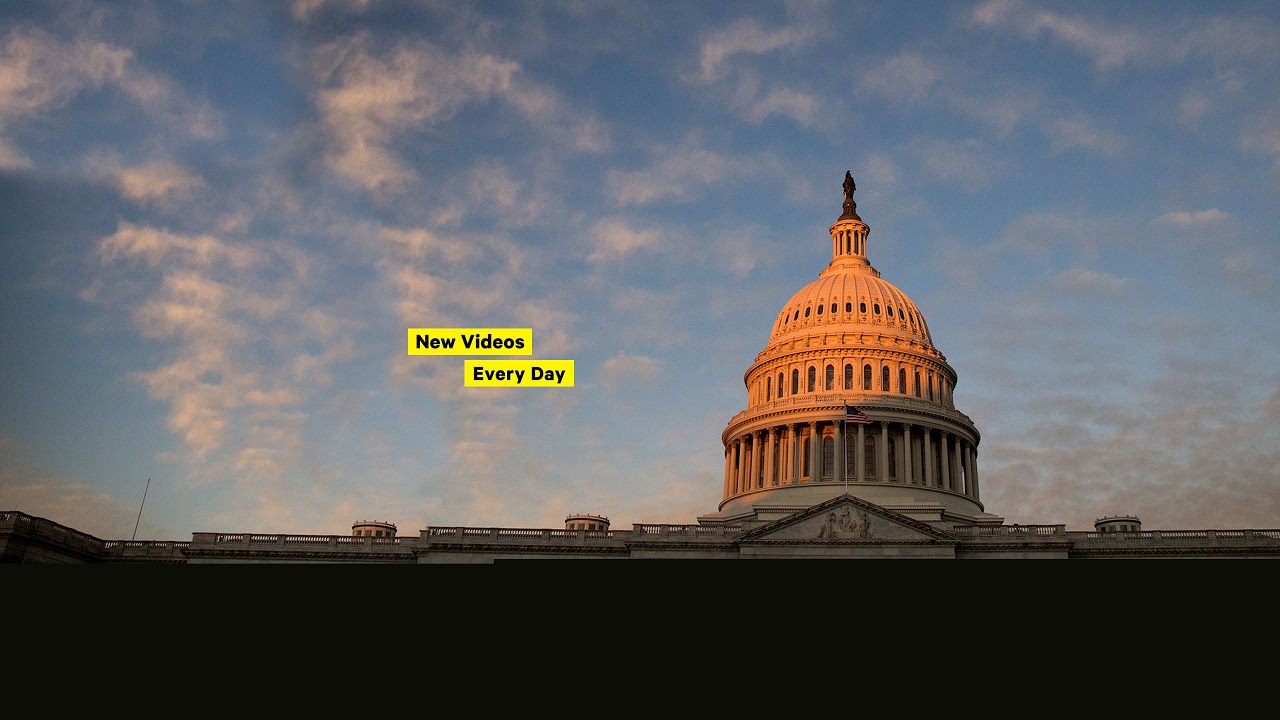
[840,170,860,220]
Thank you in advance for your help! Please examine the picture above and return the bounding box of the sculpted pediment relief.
[738,495,953,543]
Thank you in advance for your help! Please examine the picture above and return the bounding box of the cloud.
[902,137,1005,189]
[1156,209,1230,227]
[859,51,940,104]
[599,353,663,385]
[311,33,606,192]
[1055,268,1126,294]
[970,0,1149,71]
[694,18,815,83]
[587,219,662,263]
[85,153,207,208]
[743,85,819,125]
[98,221,264,269]
[0,26,221,169]
[291,0,371,21]
[605,142,736,206]
[685,15,824,126]
[1043,115,1125,156]
[971,0,1280,74]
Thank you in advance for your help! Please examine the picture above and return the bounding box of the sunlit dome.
[703,171,997,529]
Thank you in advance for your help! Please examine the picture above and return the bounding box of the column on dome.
[723,446,731,498]
[855,423,865,482]
[951,437,963,493]
[751,431,762,489]
[834,418,846,485]
[731,439,740,494]
[877,421,889,482]
[808,421,820,482]
[940,432,950,491]
[923,428,935,487]
[788,424,800,485]
[737,437,747,493]
[902,423,913,485]
[765,427,777,487]
[955,438,966,494]
[970,445,980,499]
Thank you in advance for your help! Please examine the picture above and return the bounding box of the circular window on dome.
[874,304,881,315]
[816,304,823,315]
[804,307,810,318]
[845,302,852,313]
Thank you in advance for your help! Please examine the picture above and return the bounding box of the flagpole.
[131,478,150,542]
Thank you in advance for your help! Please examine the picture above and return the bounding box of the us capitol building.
[5,173,1278,562]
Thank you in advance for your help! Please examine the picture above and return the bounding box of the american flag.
[844,405,872,425]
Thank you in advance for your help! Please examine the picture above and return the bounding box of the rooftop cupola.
[826,170,876,276]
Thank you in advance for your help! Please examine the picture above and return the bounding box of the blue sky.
[2,0,1279,538]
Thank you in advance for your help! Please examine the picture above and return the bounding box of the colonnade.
[723,417,978,501]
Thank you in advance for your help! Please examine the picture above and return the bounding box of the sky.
[2,0,1279,539]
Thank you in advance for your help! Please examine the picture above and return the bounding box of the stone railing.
[0,511,110,553]
[1068,529,1280,541]
[632,524,743,538]
[950,525,1067,537]
[423,527,620,541]
[191,533,407,548]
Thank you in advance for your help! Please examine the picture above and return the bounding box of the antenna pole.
[131,478,150,541]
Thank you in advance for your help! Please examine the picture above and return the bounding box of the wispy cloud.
[599,353,663,385]
[310,33,607,192]
[587,219,662,264]
[1156,209,1229,227]
[0,26,220,168]
[858,51,940,104]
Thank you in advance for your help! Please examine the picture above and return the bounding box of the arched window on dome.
[792,369,799,395]
[794,310,799,321]
[766,376,771,402]
[860,301,867,313]
[782,313,788,325]
[887,306,894,318]
[914,370,921,397]
[864,432,876,478]
[825,364,834,391]
[927,373,934,401]
[822,437,834,479]
[845,301,852,313]
[844,363,853,390]
[807,366,816,393]
[899,368,907,394]
[817,304,824,316]
[804,307,811,318]
[874,303,881,315]
[881,366,890,391]
[831,303,837,314]
[778,371,785,398]
[863,364,872,391]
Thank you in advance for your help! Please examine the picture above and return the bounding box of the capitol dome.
[705,172,996,527]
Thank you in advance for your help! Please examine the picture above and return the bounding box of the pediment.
[736,494,956,543]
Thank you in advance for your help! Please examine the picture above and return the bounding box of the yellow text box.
[408,328,533,355]
[464,360,575,387]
